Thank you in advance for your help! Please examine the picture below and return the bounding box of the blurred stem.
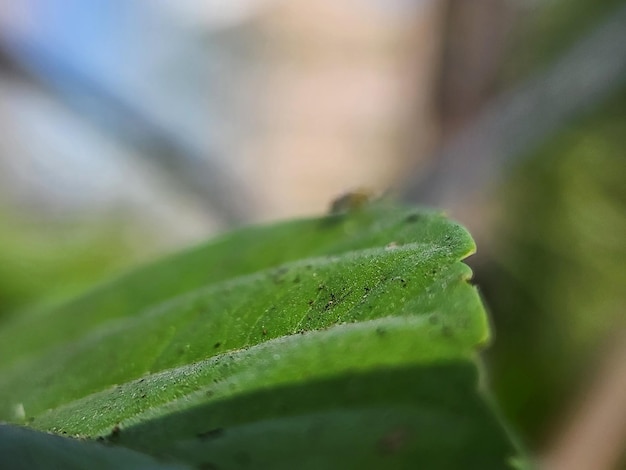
[403,3,626,211]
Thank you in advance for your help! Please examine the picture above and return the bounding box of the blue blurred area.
[0,0,264,315]
[2,0,224,143]
[0,0,256,227]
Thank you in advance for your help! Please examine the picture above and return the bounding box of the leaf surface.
[0,202,522,468]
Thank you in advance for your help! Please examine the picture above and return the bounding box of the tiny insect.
[328,188,378,214]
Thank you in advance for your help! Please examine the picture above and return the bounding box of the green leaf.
[0,203,471,365]
[0,424,188,470]
[0,202,523,468]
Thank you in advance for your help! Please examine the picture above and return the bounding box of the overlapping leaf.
[0,202,522,468]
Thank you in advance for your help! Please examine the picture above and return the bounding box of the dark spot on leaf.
[317,283,326,291]
[392,277,407,287]
[197,428,225,440]
[214,342,222,349]
[270,266,289,284]
[293,275,301,284]
[141,393,147,399]
[107,425,121,442]
[308,300,314,306]
[377,427,411,455]
[405,213,421,223]
[376,326,386,336]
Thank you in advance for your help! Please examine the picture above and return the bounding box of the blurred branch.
[0,42,253,227]
[437,0,514,131]
[403,4,626,208]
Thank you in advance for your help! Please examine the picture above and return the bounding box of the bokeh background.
[1,1,625,467]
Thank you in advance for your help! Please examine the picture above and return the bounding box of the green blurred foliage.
[477,0,626,454]
[483,84,626,446]
[0,210,152,319]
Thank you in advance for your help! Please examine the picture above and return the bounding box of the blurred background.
[0,0,625,467]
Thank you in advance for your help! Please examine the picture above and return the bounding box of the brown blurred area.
[238,0,446,219]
